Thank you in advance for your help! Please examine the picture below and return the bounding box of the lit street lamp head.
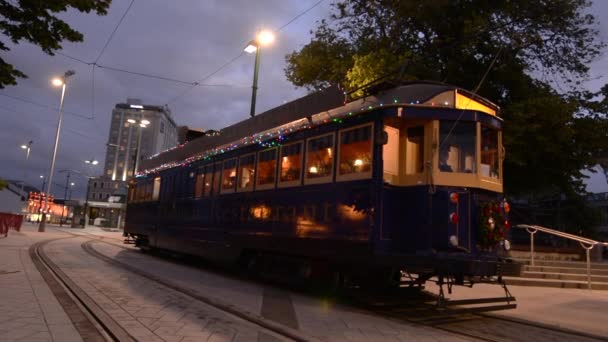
[51,70,76,87]
[244,30,275,54]
[257,30,275,46]
[141,119,150,125]
[51,78,64,87]
[20,145,27,149]
[127,119,136,124]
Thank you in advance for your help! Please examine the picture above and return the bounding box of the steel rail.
[81,239,317,342]
[515,224,608,290]
[29,238,135,341]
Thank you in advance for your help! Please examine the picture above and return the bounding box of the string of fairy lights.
[137,95,422,176]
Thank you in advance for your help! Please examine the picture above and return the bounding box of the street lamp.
[19,140,33,201]
[244,30,275,118]
[39,70,75,232]
[83,160,98,228]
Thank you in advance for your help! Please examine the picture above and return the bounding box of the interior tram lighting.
[309,166,318,174]
[354,159,364,166]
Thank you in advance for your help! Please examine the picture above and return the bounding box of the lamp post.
[133,118,149,175]
[244,30,275,118]
[83,159,98,228]
[19,140,33,201]
[37,175,45,222]
[39,70,75,232]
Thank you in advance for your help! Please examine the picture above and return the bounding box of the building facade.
[104,98,178,181]
[84,99,178,228]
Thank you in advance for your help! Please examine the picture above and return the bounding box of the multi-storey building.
[84,99,179,228]
[104,98,178,181]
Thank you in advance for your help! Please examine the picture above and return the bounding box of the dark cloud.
[0,0,606,198]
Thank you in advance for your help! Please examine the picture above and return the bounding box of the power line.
[168,52,245,104]
[0,93,93,120]
[277,0,325,32]
[95,0,135,64]
[168,0,328,105]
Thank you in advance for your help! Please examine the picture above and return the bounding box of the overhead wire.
[167,0,327,105]
[94,0,135,64]
[0,93,93,120]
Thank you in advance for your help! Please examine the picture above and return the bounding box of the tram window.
[152,177,161,200]
[338,124,373,180]
[257,148,277,190]
[305,134,334,184]
[221,159,237,193]
[238,154,256,192]
[212,163,221,195]
[481,125,499,178]
[405,126,425,174]
[439,121,476,173]
[279,142,303,187]
[203,165,213,196]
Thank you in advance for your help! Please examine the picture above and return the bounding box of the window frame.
[304,132,335,185]
[220,158,237,194]
[256,147,278,191]
[237,153,256,193]
[278,141,304,188]
[336,123,374,182]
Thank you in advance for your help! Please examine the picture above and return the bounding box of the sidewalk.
[0,223,81,342]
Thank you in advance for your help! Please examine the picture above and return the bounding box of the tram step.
[522,271,608,282]
[502,276,608,290]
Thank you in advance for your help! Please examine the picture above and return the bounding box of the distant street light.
[85,159,99,165]
[39,70,75,232]
[18,140,33,201]
[244,30,275,118]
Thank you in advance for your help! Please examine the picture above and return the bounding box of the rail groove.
[81,239,315,342]
[30,238,135,341]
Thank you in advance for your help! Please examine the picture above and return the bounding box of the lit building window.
[221,159,237,193]
[256,148,277,189]
[305,134,334,183]
[238,154,255,191]
[338,125,373,179]
[279,142,303,186]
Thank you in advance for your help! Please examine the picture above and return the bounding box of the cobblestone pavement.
[45,237,282,342]
[87,239,473,342]
[6,224,608,341]
[0,227,81,342]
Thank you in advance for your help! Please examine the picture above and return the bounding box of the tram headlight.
[449,235,458,247]
[503,239,511,251]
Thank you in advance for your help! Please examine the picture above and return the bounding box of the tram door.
[455,191,472,251]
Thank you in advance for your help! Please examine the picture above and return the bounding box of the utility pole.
[60,171,70,227]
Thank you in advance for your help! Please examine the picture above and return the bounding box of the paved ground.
[2,222,608,341]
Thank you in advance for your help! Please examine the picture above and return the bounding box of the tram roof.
[138,81,500,175]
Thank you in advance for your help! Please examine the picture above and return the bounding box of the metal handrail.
[515,224,608,290]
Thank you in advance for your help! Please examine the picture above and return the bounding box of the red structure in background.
[27,192,63,222]
[0,213,23,237]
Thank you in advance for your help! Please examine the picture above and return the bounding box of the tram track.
[29,237,135,341]
[52,229,608,342]
[356,292,608,342]
[80,239,314,342]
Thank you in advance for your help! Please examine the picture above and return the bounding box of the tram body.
[125,81,520,287]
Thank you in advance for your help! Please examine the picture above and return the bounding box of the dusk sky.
[1,0,607,199]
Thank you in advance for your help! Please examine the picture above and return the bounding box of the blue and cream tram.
[125,81,520,295]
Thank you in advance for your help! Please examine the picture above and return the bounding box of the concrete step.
[512,258,608,270]
[503,276,608,290]
[524,265,608,276]
[522,271,608,282]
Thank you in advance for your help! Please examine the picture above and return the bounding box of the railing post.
[525,227,537,267]
[586,247,591,290]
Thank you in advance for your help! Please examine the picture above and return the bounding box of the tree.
[0,178,7,190]
[285,0,608,233]
[0,0,111,88]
